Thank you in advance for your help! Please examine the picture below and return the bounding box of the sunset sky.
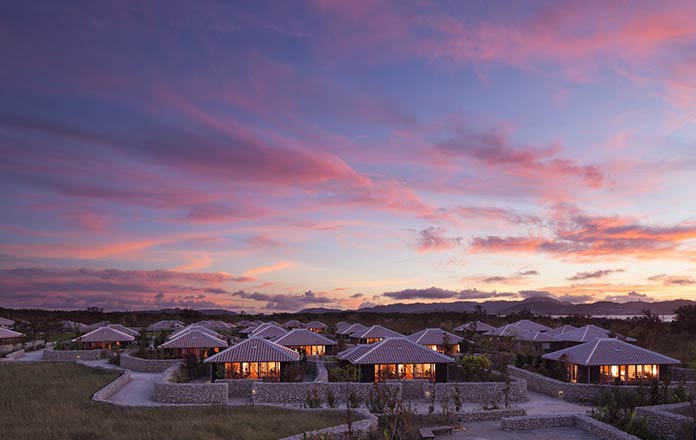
[2,1,696,312]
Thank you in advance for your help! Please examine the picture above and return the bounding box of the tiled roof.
[553,325,637,343]
[273,329,337,346]
[159,329,228,349]
[60,320,90,332]
[486,324,532,338]
[282,320,303,328]
[239,325,258,334]
[77,326,135,343]
[337,338,454,365]
[0,317,15,327]
[511,319,552,332]
[407,328,463,346]
[543,338,680,366]
[169,325,223,340]
[107,324,140,337]
[335,322,352,333]
[87,321,111,331]
[148,320,185,331]
[351,325,403,340]
[338,323,367,336]
[235,320,254,327]
[0,327,23,339]
[252,320,264,325]
[518,330,559,343]
[304,320,327,329]
[251,323,288,339]
[545,325,578,337]
[454,321,495,333]
[193,320,236,330]
[205,337,300,363]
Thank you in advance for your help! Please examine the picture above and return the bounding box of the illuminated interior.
[599,364,660,384]
[288,345,326,356]
[374,363,436,382]
[223,361,281,380]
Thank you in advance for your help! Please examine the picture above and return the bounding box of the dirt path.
[106,371,163,406]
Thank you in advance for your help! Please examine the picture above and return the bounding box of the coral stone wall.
[216,379,255,398]
[501,414,641,440]
[153,365,228,404]
[431,379,527,403]
[250,382,396,404]
[43,348,101,361]
[277,408,377,440]
[635,402,695,440]
[120,352,180,372]
[670,367,696,382]
[92,370,132,402]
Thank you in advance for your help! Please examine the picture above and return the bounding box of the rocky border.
[93,369,132,402]
[635,402,695,440]
[152,364,228,404]
[120,352,180,372]
[43,348,102,361]
[278,407,377,440]
[458,407,526,422]
[501,413,641,440]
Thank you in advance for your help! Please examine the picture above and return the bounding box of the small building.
[350,325,404,344]
[407,328,463,354]
[107,324,140,337]
[454,321,495,333]
[554,324,636,345]
[60,320,91,332]
[545,325,578,338]
[235,319,254,328]
[75,327,135,349]
[206,337,301,381]
[0,317,15,328]
[251,323,288,340]
[147,320,185,331]
[87,320,111,331]
[170,325,223,340]
[337,337,454,382]
[193,320,236,331]
[517,330,560,352]
[158,329,228,358]
[337,323,368,340]
[485,324,532,338]
[0,327,24,343]
[304,320,327,333]
[335,321,352,333]
[273,329,337,356]
[282,319,303,329]
[510,319,552,332]
[542,338,680,384]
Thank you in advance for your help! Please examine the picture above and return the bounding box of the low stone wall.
[43,348,101,361]
[671,367,696,382]
[508,366,696,403]
[93,369,132,402]
[401,379,429,400]
[120,352,180,373]
[431,379,527,404]
[278,408,377,440]
[501,414,640,440]
[458,407,526,422]
[251,382,399,405]
[4,349,25,360]
[217,379,255,398]
[501,414,576,430]
[635,402,695,440]
[153,365,228,404]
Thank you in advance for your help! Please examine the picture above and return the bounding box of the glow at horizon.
[1,1,696,312]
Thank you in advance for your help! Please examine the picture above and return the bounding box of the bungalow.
[517,330,560,352]
[107,324,140,337]
[485,324,533,338]
[147,320,185,331]
[158,329,228,357]
[454,321,495,333]
[407,328,463,354]
[239,325,258,335]
[304,320,327,333]
[75,326,135,349]
[0,317,15,328]
[545,325,578,338]
[235,319,254,328]
[170,325,223,340]
[350,325,404,344]
[542,338,680,384]
[282,319,303,329]
[193,320,236,331]
[510,319,552,332]
[335,321,352,333]
[554,325,636,345]
[87,320,111,331]
[337,337,454,382]
[273,329,337,356]
[60,320,91,332]
[206,336,301,381]
[250,323,288,340]
[0,327,24,343]
[337,323,368,340]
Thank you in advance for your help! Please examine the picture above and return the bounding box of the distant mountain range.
[346,296,696,315]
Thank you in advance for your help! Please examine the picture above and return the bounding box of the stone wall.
[508,366,696,403]
[43,348,101,361]
[457,407,526,422]
[278,408,377,440]
[153,364,228,404]
[670,367,696,382]
[635,402,695,440]
[501,414,641,440]
[93,369,132,402]
[251,381,397,405]
[120,352,180,372]
[431,379,527,404]
[217,379,255,398]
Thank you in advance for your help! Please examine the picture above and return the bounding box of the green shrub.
[460,354,491,381]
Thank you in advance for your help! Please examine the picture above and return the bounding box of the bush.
[328,364,359,382]
[306,388,323,408]
[326,389,337,408]
[460,354,491,381]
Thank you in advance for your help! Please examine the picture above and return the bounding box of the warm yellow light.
[652,365,657,376]
[611,366,619,377]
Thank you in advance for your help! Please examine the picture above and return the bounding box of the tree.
[673,305,696,336]
[460,355,491,381]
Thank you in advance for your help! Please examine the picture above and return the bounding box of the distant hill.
[298,307,344,314]
[356,297,696,315]
[139,308,237,316]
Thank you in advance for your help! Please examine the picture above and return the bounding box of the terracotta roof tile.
[543,338,680,366]
[273,329,337,346]
[205,337,300,363]
[338,338,454,365]
[407,328,463,346]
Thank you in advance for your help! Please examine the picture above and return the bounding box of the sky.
[1,0,696,313]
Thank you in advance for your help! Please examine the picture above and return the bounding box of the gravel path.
[106,371,163,406]
[519,391,592,415]
[438,420,600,440]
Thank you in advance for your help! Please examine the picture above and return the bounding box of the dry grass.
[0,362,352,440]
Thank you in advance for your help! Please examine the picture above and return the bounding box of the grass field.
[0,362,352,440]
